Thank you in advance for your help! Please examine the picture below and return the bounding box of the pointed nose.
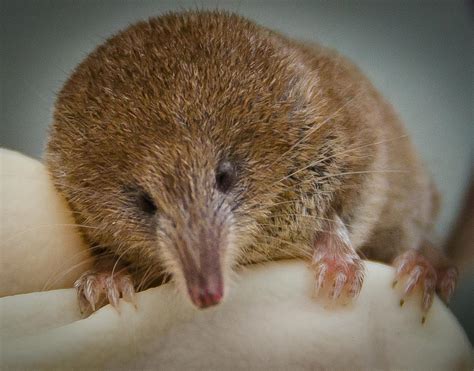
[188,280,224,309]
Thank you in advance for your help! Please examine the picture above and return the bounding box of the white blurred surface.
[1,261,472,370]
[0,149,91,296]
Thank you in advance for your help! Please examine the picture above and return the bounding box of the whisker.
[42,256,95,291]
[111,246,135,279]
[243,134,409,206]
[317,169,407,181]
[269,136,408,190]
[137,264,157,291]
[266,92,359,169]
[259,234,313,259]
[263,213,351,227]
[40,243,111,291]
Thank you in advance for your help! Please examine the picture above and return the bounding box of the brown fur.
[45,11,438,297]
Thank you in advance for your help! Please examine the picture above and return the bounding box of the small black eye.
[216,161,236,193]
[137,191,157,215]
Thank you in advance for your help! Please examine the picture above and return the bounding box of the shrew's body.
[46,11,456,314]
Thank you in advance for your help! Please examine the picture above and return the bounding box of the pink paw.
[392,250,458,322]
[437,266,458,303]
[311,250,365,301]
[74,269,135,314]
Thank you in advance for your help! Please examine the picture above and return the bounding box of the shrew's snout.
[161,164,233,309]
[187,271,224,308]
[168,198,230,309]
[180,244,225,309]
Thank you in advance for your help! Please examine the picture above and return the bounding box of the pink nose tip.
[188,284,223,309]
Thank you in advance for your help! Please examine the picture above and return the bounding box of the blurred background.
[1,0,472,340]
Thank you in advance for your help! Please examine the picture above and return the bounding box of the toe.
[105,276,121,309]
[74,273,100,313]
[120,275,136,307]
[75,284,90,314]
[83,275,100,311]
[393,250,416,281]
[313,263,328,295]
[403,265,424,297]
[438,267,458,303]
[349,267,364,298]
[421,275,436,316]
[331,272,347,299]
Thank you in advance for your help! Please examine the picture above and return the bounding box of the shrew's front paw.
[74,268,135,314]
[392,249,458,323]
[311,249,365,301]
[311,215,364,303]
